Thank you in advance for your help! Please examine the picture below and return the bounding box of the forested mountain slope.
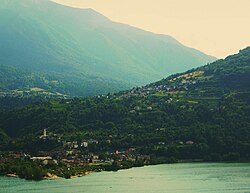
[0,0,216,96]
[0,47,249,161]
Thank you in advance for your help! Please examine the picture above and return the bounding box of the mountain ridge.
[0,0,216,96]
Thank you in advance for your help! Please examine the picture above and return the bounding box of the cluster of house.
[0,148,150,169]
[35,129,148,166]
[113,148,150,162]
[39,129,62,141]
[1,135,194,168]
[119,88,152,98]
[62,139,99,149]
[156,140,195,146]
[36,130,102,165]
[116,71,204,100]
[30,156,58,165]
[40,129,100,148]
[31,151,101,166]
[0,90,67,99]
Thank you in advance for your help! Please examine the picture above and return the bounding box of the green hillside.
[0,64,131,96]
[0,0,216,96]
[0,47,249,162]
[145,47,250,100]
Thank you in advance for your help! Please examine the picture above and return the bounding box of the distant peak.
[49,1,100,13]
[48,1,110,21]
[85,8,97,12]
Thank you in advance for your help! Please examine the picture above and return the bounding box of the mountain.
[0,47,249,162]
[142,47,250,98]
[0,0,216,96]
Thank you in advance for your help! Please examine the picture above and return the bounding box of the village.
[0,128,152,177]
[0,89,67,99]
[0,127,195,172]
[113,70,204,99]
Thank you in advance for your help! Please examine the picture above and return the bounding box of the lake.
[1,163,250,193]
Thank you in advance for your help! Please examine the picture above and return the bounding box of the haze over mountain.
[0,0,216,96]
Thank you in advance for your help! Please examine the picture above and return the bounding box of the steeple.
[43,128,47,137]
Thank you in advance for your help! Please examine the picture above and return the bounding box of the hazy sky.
[52,0,250,58]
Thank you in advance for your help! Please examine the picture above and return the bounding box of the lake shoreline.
[4,160,250,181]
[4,171,93,181]
[2,163,250,193]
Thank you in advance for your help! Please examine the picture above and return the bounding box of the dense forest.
[0,47,249,163]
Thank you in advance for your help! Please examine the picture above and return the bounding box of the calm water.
[1,163,250,193]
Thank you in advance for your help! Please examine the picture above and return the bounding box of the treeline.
[0,91,249,161]
[0,159,46,181]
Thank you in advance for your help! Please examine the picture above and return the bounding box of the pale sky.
[51,0,250,58]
